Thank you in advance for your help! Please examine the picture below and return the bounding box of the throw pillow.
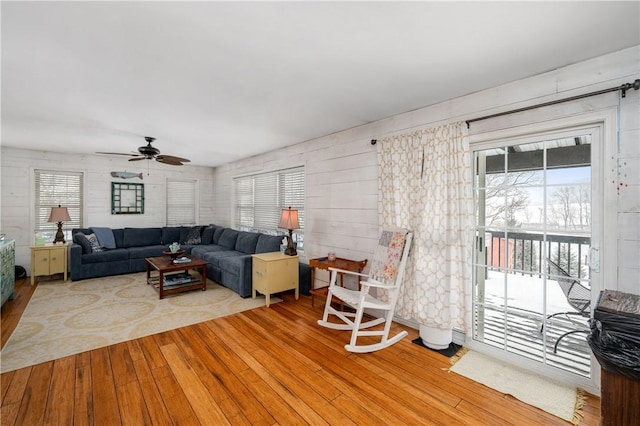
[73,232,93,254]
[201,226,215,245]
[85,233,103,253]
[90,227,116,249]
[181,226,202,245]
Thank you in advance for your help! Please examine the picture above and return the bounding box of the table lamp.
[48,205,71,244]
[278,206,299,256]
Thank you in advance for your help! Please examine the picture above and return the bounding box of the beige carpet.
[450,350,585,424]
[1,272,277,373]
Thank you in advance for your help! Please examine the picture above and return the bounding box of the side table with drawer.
[252,252,299,307]
[309,257,368,307]
[31,243,69,285]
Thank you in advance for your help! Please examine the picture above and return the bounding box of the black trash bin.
[15,265,26,279]
[588,290,640,426]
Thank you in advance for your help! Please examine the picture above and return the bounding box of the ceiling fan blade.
[128,157,147,162]
[156,157,184,166]
[156,155,190,163]
[96,151,141,157]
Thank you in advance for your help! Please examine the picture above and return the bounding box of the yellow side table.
[31,243,69,285]
[252,252,299,307]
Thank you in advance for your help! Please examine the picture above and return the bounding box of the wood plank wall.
[210,47,639,297]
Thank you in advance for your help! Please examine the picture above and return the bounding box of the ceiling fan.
[97,136,191,165]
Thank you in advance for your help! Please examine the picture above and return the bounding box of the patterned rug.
[1,272,276,373]
[450,350,585,424]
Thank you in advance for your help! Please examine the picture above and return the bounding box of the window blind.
[234,166,305,248]
[166,179,197,226]
[34,169,84,237]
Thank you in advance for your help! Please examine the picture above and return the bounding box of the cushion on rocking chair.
[369,229,408,281]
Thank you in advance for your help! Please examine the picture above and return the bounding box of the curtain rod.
[465,78,640,128]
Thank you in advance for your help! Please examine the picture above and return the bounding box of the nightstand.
[252,252,299,307]
[31,243,69,285]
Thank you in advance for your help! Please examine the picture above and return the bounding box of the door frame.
[467,106,619,395]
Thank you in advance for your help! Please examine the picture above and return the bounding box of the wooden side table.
[309,257,368,307]
[252,252,299,307]
[31,243,69,285]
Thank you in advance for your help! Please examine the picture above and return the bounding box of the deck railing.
[485,230,591,279]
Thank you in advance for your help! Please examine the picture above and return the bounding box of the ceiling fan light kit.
[97,136,191,166]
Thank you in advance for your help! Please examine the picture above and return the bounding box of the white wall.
[211,46,640,295]
[0,148,215,270]
[617,88,640,295]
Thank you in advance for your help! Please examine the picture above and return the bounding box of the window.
[234,166,305,250]
[34,169,84,240]
[166,179,197,226]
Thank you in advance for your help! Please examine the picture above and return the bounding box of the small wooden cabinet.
[309,256,368,307]
[252,252,299,307]
[31,243,68,285]
[1,239,16,306]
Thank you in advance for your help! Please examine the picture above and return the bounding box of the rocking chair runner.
[317,229,413,353]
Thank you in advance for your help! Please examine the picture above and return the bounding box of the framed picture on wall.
[111,182,144,214]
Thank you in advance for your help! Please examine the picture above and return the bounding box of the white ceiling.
[2,1,639,167]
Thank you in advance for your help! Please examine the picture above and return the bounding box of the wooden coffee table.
[145,255,207,299]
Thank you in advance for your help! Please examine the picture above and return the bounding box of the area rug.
[1,272,277,373]
[450,350,585,424]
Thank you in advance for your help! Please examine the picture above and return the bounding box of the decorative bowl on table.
[163,249,185,259]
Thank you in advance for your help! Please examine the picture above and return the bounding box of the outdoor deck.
[474,230,592,378]
[478,303,591,378]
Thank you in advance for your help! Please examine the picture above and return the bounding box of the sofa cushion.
[256,234,283,253]
[201,250,244,268]
[81,248,129,264]
[113,229,125,248]
[212,227,225,244]
[180,226,202,245]
[201,226,216,245]
[73,232,93,254]
[162,227,181,245]
[235,232,261,254]
[123,228,162,248]
[218,254,248,276]
[191,244,227,259]
[218,229,239,250]
[127,245,167,259]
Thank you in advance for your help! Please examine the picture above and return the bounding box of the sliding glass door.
[472,126,600,385]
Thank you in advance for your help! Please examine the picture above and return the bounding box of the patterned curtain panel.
[377,122,472,332]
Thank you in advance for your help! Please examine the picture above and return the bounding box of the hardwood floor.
[1,277,601,425]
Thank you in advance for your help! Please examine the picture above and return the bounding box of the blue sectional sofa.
[69,225,287,297]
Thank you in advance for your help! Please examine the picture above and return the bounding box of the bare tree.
[483,171,536,227]
[550,185,590,231]
[551,186,575,228]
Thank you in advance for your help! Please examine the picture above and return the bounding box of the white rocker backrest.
[368,229,412,287]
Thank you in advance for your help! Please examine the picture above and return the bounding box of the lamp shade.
[48,205,71,223]
[278,207,299,230]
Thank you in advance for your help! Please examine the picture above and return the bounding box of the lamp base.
[53,222,66,244]
[284,230,297,256]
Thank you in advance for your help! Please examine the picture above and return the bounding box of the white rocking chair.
[317,229,413,353]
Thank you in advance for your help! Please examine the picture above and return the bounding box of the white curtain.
[377,122,472,332]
